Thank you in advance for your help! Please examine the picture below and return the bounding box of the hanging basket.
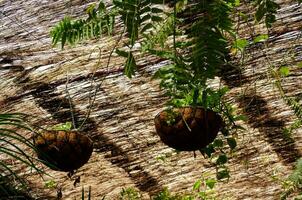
[33,130,93,172]
[154,107,223,151]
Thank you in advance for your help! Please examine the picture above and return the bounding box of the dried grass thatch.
[0,0,301,199]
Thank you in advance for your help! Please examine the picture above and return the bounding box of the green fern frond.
[50,1,117,49]
[272,68,302,134]
[142,14,176,51]
[285,97,302,120]
[281,158,302,200]
[113,0,164,46]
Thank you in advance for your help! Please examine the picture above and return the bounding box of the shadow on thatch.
[30,82,163,195]
[219,63,250,88]
[0,176,56,200]
[238,94,301,164]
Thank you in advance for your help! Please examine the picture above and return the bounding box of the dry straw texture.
[0,0,301,199]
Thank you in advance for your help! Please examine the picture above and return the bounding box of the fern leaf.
[50,1,116,49]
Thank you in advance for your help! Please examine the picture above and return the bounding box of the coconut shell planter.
[154,107,223,151]
[33,130,93,172]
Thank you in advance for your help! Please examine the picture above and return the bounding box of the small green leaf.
[234,0,240,6]
[44,180,57,189]
[115,49,128,57]
[221,127,229,136]
[151,7,163,13]
[255,2,266,22]
[234,115,248,121]
[279,66,290,77]
[193,180,201,191]
[216,154,228,165]
[205,179,216,189]
[297,62,302,68]
[151,16,162,22]
[141,23,153,33]
[141,14,151,23]
[198,191,207,199]
[227,137,237,150]
[213,139,223,148]
[253,34,269,43]
[202,144,215,157]
[52,122,72,131]
[217,169,230,180]
[234,38,248,50]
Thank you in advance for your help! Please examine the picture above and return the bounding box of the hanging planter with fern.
[154,107,223,151]
[49,0,254,180]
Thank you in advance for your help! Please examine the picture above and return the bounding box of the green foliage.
[49,0,287,183]
[120,187,141,200]
[279,66,290,77]
[44,180,57,189]
[271,67,302,136]
[216,167,230,180]
[192,174,218,199]
[142,15,175,51]
[118,178,218,200]
[254,0,280,28]
[233,38,249,52]
[283,120,302,137]
[51,121,72,131]
[282,97,302,136]
[51,2,117,49]
[153,188,192,200]
[253,34,269,43]
[226,137,237,150]
[156,151,174,162]
[281,158,302,200]
[285,98,302,120]
[113,0,164,46]
[112,0,165,77]
[116,49,137,78]
[0,113,44,198]
[0,176,33,200]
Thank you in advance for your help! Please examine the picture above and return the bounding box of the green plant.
[0,113,44,198]
[51,2,117,49]
[119,187,141,200]
[51,121,73,131]
[280,158,302,200]
[254,0,280,28]
[153,187,192,200]
[50,0,297,181]
[192,174,218,200]
[44,179,57,189]
[270,66,302,137]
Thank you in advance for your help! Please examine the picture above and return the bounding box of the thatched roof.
[0,0,301,199]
